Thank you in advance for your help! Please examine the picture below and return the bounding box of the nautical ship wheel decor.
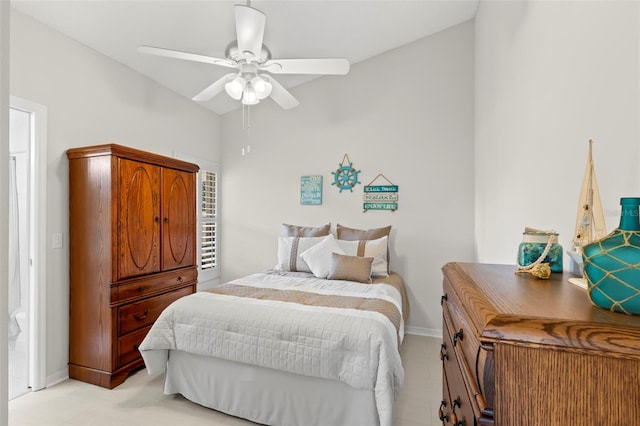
[332,153,361,193]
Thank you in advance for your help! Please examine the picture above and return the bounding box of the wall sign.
[364,174,398,212]
[331,153,361,193]
[300,175,323,205]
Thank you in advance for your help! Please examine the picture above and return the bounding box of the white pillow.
[336,235,389,278]
[300,235,346,278]
[277,236,327,273]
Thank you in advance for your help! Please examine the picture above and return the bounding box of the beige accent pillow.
[327,252,374,284]
[282,223,331,237]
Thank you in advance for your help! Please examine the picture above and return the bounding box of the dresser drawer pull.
[438,400,449,422]
[177,276,184,283]
[453,329,464,346]
[133,309,149,321]
[451,400,465,426]
[440,343,449,361]
[440,293,448,305]
[453,396,462,409]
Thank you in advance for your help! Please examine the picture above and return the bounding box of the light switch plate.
[52,233,63,249]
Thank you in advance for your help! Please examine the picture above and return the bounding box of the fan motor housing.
[225,40,271,64]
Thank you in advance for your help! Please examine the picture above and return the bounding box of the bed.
[139,224,408,426]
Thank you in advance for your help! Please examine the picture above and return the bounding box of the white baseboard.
[197,278,221,292]
[45,370,68,389]
[405,326,442,338]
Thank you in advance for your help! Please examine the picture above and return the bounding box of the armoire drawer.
[117,326,150,367]
[118,286,192,335]
[114,268,197,302]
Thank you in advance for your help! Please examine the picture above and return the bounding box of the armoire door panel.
[118,158,161,280]
[162,168,195,270]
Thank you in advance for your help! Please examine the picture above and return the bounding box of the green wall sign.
[363,178,398,212]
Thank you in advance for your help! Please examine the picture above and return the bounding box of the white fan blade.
[269,77,299,110]
[235,5,266,60]
[192,73,236,102]
[262,58,350,75]
[138,45,236,69]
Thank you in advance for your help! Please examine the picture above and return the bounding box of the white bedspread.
[139,271,405,426]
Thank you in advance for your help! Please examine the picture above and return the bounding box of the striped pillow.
[277,236,327,272]
[336,236,389,278]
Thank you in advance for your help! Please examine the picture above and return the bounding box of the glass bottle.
[583,197,640,314]
[517,230,563,273]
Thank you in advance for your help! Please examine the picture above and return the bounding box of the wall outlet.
[52,233,63,249]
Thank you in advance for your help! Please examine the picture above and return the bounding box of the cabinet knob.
[133,309,149,321]
[177,276,184,283]
[439,343,448,361]
[453,329,464,346]
[440,294,448,305]
[438,400,449,422]
[154,216,160,223]
[164,217,169,224]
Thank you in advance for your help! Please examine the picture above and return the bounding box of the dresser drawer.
[442,316,476,426]
[118,286,192,335]
[117,326,149,367]
[114,267,196,302]
[442,278,480,371]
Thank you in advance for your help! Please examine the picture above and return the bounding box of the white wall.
[9,10,222,384]
[475,0,640,266]
[220,21,476,335]
[1,1,10,423]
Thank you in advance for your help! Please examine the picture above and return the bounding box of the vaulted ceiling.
[12,0,478,115]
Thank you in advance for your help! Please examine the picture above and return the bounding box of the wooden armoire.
[66,144,199,388]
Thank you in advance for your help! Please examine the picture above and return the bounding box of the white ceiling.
[11,0,478,115]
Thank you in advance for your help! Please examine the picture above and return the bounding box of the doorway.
[8,107,29,399]
[8,97,47,400]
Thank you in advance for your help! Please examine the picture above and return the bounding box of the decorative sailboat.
[567,139,606,288]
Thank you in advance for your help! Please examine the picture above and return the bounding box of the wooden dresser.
[440,262,640,426]
[67,144,199,388]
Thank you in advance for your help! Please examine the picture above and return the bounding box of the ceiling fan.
[138,3,350,110]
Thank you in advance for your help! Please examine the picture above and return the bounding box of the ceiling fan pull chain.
[241,104,252,156]
[246,105,251,154]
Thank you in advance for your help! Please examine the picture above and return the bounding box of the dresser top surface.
[443,262,640,356]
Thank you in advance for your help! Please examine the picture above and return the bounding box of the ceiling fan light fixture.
[252,75,272,99]
[225,75,246,100]
[241,83,259,105]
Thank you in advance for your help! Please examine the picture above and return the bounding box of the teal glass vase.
[583,197,640,314]
[517,230,563,273]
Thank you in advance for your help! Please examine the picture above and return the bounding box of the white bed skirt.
[163,350,381,426]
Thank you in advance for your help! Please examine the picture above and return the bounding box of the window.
[200,169,218,275]
[174,153,220,285]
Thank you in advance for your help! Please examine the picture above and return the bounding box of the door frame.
[10,96,47,391]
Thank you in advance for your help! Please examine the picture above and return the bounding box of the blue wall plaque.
[300,175,323,205]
